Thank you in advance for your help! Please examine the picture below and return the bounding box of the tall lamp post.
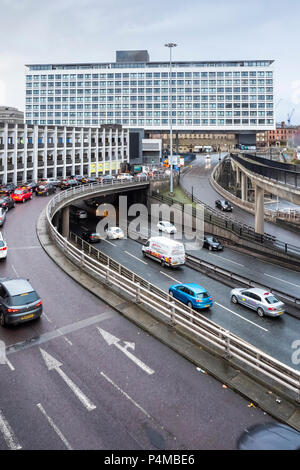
[165,42,177,195]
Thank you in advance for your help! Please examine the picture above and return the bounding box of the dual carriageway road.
[0,190,280,450]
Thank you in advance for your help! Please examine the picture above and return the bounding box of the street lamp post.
[165,42,177,195]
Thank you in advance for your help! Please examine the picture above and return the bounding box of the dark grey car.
[0,278,43,326]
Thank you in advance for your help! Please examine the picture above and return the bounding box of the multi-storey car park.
[0,122,129,184]
[24,50,275,145]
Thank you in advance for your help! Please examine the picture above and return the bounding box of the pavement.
[37,206,300,433]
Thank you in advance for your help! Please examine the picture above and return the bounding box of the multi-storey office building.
[0,123,129,184]
[25,50,275,144]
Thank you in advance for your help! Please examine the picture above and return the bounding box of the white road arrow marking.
[97,328,154,375]
[40,348,96,411]
[0,410,22,450]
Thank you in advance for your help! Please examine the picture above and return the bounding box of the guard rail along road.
[44,179,300,404]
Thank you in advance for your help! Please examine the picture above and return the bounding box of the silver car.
[230,287,285,317]
[0,208,6,226]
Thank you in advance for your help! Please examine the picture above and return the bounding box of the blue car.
[169,283,213,309]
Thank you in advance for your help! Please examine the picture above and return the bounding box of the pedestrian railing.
[44,187,300,401]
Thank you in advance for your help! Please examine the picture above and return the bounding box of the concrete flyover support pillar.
[236,167,241,185]
[62,206,70,238]
[241,172,247,201]
[254,185,265,235]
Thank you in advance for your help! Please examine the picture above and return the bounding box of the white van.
[142,236,185,267]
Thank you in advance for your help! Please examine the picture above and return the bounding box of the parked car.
[21,181,38,193]
[39,177,60,187]
[0,196,15,211]
[101,175,115,184]
[75,209,88,219]
[215,199,232,212]
[0,183,17,195]
[169,283,213,310]
[60,179,79,190]
[0,209,6,227]
[230,287,285,317]
[203,235,223,251]
[81,232,101,243]
[142,237,185,267]
[0,232,7,260]
[0,277,42,326]
[157,220,177,234]
[36,183,56,196]
[237,423,300,450]
[105,227,125,239]
[11,188,33,203]
[117,174,133,181]
[136,173,148,180]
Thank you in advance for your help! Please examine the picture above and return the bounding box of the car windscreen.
[10,291,39,306]
[265,295,279,304]
[0,241,4,247]
[197,292,210,299]
[14,190,23,194]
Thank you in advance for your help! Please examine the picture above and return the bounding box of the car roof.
[181,283,207,293]
[247,287,275,296]
[0,278,34,296]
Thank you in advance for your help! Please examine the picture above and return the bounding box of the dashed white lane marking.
[42,312,52,323]
[11,265,18,276]
[103,239,117,247]
[101,372,151,419]
[208,253,244,267]
[37,403,72,450]
[264,273,300,288]
[215,302,268,332]
[159,271,181,284]
[5,359,15,371]
[0,409,22,450]
[124,251,148,264]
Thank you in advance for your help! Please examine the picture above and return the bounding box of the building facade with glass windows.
[25,51,275,134]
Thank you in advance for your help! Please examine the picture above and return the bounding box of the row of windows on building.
[26,93,274,102]
[26,81,273,88]
[26,119,274,126]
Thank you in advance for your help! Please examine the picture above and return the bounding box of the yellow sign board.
[90,162,121,174]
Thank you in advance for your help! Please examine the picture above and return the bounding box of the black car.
[0,183,17,195]
[36,183,56,196]
[203,235,223,251]
[215,199,232,212]
[60,179,79,190]
[0,196,15,211]
[237,423,300,450]
[81,232,101,243]
[0,277,43,326]
[21,181,38,193]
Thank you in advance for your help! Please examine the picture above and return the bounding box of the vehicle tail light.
[35,301,42,307]
[264,292,270,295]
[0,247,7,251]
[8,308,19,312]
[268,307,276,311]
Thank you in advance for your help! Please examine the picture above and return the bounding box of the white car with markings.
[0,232,7,259]
[157,220,177,234]
[105,227,125,239]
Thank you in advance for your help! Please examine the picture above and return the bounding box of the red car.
[11,188,33,203]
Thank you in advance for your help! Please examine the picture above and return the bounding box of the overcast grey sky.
[1,0,300,123]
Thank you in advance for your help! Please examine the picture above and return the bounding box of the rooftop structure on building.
[0,106,24,125]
